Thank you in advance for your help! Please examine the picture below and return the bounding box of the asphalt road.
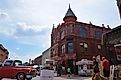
[2,76,91,80]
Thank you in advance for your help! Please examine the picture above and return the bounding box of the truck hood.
[16,66,34,69]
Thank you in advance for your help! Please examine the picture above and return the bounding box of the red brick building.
[51,5,111,74]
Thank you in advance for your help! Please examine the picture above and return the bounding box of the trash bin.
[40,70,54,80]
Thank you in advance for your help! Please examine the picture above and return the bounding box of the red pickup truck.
[0,59,36,80]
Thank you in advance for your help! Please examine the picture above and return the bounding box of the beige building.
[42,48,51,66]
[0,44,9,63]
[33,55,42,65]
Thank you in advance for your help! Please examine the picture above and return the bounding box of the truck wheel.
[16,72,25,80]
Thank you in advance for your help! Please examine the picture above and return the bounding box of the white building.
[42,48,51,66]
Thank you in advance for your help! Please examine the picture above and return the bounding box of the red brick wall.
[51,18,111,63]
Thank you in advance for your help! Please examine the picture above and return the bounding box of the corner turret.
[63,4,77,22]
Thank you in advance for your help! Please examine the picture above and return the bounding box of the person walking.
[92,56,100,80]
[56,64,62,76]
[102,57,110,78]
[67,67,71,77]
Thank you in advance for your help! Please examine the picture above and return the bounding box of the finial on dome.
[69,4,70,9]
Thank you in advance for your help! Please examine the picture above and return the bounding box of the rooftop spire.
[63,4,77,21]
[69,4,70,9]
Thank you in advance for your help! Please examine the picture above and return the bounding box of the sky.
[0,0,120,62]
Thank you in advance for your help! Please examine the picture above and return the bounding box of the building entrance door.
[67,60,74,74]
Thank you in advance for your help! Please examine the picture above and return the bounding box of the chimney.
[102,24,105,27]
[89,21,92,25]
[107,25,110,29]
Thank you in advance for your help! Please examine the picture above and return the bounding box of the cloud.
[16,22,46,32]
[0,26,16,36]
[0,21,51,48]
[13,22,51,46]
[9,51,39,62]
[0,11,9,20]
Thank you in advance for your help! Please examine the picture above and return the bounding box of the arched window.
[80,27,87,37]
[60,29,65,39]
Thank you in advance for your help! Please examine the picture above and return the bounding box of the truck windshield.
[14,60,22,66]
[4,60,13,66]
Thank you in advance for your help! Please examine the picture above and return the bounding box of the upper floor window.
[80,27,87,37]
[67,24,70,33]
[67,42,73,53]
[53,39,55,44]
[95,30,102,39]
[61,44,65,53]
[76,24,79,33]
[80,42,88,51]
[72,24,74,33]
[80,42,88,48]
[52,49,55,55]
[60,29,65,39]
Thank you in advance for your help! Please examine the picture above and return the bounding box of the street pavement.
[32,75,92,80]
[2,75,92,80]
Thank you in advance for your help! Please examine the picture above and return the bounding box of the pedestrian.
[101,57,110,78]
[92,56,100,80]
[56,64,62,76]
[67,67,71,77]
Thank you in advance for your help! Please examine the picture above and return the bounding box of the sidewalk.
[54,75,91,80]
[31,75,92,80]
[61,75,81,79]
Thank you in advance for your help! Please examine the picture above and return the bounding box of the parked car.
[0,59,36,80]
